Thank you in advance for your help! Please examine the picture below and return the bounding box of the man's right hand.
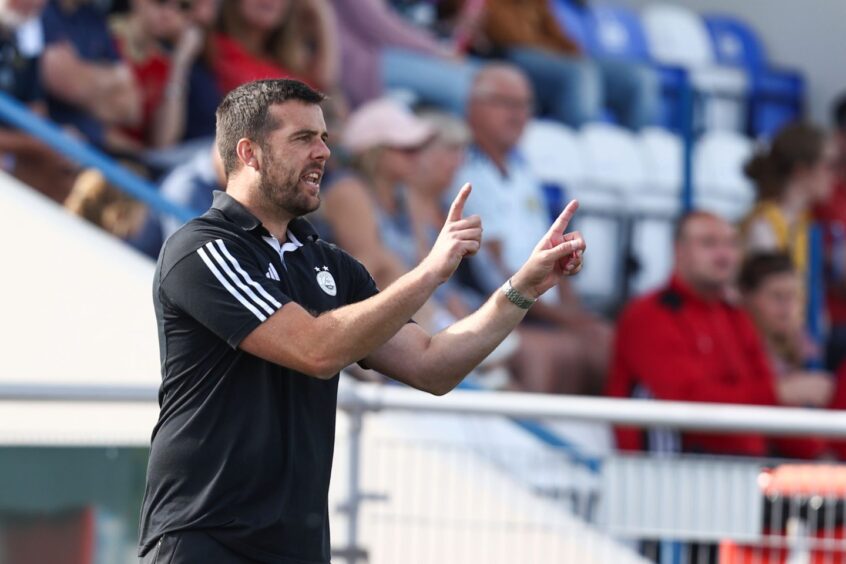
[420,183,482,284]
[510,200,586,300]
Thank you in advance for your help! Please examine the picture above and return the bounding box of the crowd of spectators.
[2,0,846,460]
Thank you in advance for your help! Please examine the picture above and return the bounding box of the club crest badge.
[315,266,337,296]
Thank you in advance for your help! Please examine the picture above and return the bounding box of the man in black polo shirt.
[139,78,586,563]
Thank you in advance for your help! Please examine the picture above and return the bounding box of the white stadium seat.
[520,119,586,186]
[629,128,685,295]
[694,130,757,221]
[579,123,647,193]
[572,124,648,305]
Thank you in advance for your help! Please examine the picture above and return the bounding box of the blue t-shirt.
[41,0,121,147]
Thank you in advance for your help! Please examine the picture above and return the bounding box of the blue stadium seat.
[550,0,590,56]
[579,4,691,132]
[703,14,804,138]
[548,1,618,125]
[641,3,748,134]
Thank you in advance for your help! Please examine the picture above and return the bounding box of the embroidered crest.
[315,266,337,296]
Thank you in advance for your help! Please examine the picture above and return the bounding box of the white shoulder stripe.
[214,239,283,308]
[197,247,267,322]
[204,242,277,316]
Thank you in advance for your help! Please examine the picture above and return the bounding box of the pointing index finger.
[447,183,472,222]
[548,199,579,237]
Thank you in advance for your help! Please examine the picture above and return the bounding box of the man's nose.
[314,140,331,161]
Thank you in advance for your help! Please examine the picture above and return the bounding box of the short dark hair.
[738,252,794,293]
[215,79,326,176]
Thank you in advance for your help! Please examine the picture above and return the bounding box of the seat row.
[553,1,804,138]
[519,120,757,304]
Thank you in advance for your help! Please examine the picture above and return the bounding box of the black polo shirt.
[139,191,378,563]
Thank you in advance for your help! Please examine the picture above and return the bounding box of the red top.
[606,275,779,457]
[213,33,295,95]
[130,52,170,143]
[113,33,170,143]
[814,179,846,324]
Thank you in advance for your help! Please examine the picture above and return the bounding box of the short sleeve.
[340,249,379,303]
[160,237,292,348]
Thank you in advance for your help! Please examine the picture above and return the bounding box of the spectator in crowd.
[65,167,161,257]
[321,98,446,327]
[0,0,77,201]
[477,0,660,129]
[407,111,485,319]
[40,0,142,153]
[324,99,517,384]
[815,94,846,370]
[739,252,829,459]
[159,142,225,239]
[452,63,609,395]
[741,122,836,283]
[607,212,832,456]
[111,0,221,148]
[333,0,480,114]
[213,0,340,97]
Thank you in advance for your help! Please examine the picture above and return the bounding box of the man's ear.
[235,138,261,171]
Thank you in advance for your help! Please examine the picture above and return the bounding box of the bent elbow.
[426,378,457,397]
[303,354,342,380]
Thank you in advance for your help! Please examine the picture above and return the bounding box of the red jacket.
[606,276,778,456]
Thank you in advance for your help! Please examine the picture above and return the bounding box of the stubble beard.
[258,149,320,219]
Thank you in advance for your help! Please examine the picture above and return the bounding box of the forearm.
[412,288,527,393]
[311,266,441,374]
[0,129,52,156]
[308,0,341,89]
[93,66,141,126]
[151,65,191,147]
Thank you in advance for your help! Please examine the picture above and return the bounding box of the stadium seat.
[694,130,757,221]
[574,124,647,304]
[579,4,691,132]
[628,128,685,294]
[641,3,748,133]
[519,119,586,221]
[550,0,590,58]
[703,14,805,138]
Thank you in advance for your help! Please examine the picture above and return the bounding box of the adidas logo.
[266,263,280,281]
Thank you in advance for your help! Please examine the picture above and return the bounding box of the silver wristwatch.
[501,279,536,309]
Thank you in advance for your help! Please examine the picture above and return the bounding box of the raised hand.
[510,200,585,299]
[421,183,482,283]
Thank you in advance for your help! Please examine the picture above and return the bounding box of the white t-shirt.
[452,147,550,275]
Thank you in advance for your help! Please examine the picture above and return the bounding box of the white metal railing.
[4,379,846,563]
[337,381,846,437]
[3,379,845,437]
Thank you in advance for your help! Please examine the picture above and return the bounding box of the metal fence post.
[345,405,365,564]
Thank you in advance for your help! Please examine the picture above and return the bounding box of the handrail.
[3,380,846,438]
[0,92,197,222]
[338,382,846,437]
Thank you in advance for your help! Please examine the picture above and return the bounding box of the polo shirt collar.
[211,190,320,242]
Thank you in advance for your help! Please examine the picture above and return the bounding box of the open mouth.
[301,170,322,191]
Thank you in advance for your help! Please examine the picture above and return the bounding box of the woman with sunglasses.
[111,0,221,149]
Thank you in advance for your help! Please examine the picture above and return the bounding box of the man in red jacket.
[607,211,832,456]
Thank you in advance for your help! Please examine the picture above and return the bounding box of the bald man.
[450,63,611,395]
[607,212,832,457]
